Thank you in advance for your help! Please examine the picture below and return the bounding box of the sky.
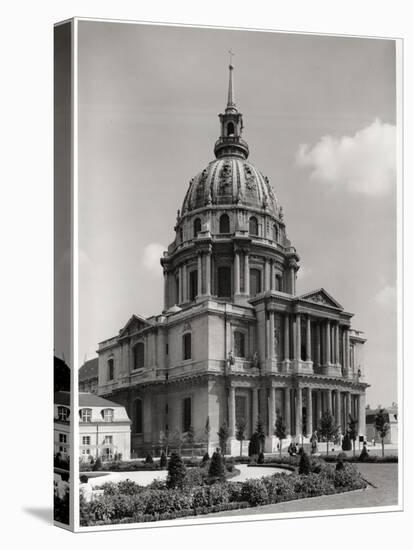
[75,21,398,408]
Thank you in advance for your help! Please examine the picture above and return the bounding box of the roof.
[79,357,98,381]
[54,391,125,408]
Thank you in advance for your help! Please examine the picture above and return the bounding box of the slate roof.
[54,391,124,408]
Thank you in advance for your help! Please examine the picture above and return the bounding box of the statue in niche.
[274,328,280,356]
[279,206,284,221]
[176,209,180,224]
[252,351,259,368]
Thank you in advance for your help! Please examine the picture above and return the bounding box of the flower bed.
[80,459,367,526]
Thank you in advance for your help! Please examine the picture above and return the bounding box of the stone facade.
[97,64,369,456]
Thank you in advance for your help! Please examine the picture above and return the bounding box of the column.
[306,316,311,361]
[252,388,259,428]
[316,390,322,426]
[346,330,351,372]
[284,388,291,435]
[205,251,211,296]
[306,387,313,436]
[178,265,183,304]
[228,386,236,437]
[325,320,331,364]
[295,387,302,436]
[269,386,276,436]
[182,263,187,302]
[296,313,301,361]
[358,392,366,436]
[284,314,290,361]
[342,329,347,370]
[244,253,250,295]
[197,254,202,297]
[290,267,295,295]
[270,261,276,291]
[336,390,342,428]
[335,323,340,365]
[234,250,240,295]
[265,259,271,291]
[315,323,321,365]
[163,269,168,310]
[269,311,275,359]
[326,388,332,414]
[345,392,351,429]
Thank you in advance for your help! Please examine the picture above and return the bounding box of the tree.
[347,414,358,457]
[319,410,339,456]
[235,418,247,456]
[375,408,390,457]
[159,429,170,456]
[185,425,196,457]
[167,452,186,488]
[171,430,185,455]
[274,413,287,456]
[160,451,167,469]
[204,416,211,453]
[217,421,229,454]
[208,450,226,482]
[255,416,266,454]
[248,432,260,457]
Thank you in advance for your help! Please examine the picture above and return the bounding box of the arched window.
[189,270,198,301]
[227,122,235,136]
[101,408,114,422]
[79,408,92,423]
[273,223,278,242]
[107,358,114,381]
[57,406,70,422]
[276,274,282,291]
[250,268,261,296]
[133,342,145,370]
[249,216,258,236]
[234,331,246,358]
[219,213,230,234]
[217,266,231,297]
[193,218,201,237]
[134,399,143,434]
[183,333,192,360]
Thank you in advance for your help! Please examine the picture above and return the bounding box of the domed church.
[97,64,368,456]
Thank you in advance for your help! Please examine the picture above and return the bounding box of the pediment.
[298,288,343,310]
[119,314,152,337]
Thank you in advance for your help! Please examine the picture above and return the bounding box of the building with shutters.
[96,63,369,456]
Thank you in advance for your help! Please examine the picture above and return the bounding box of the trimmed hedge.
[80,461,367,526]
[319,454,398,464]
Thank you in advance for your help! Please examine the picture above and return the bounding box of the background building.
[79,357,98,394]
[366,406,398,444]
[54,391,131,461]
[96,65,369,456]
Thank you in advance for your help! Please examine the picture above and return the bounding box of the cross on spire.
[228,49,235,67]
[227,52,236,109]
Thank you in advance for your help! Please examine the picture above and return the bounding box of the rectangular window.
[189,270,198,301]
[104,435,113,445]
[234,331,246,358]
[183,333,192,360]
[82,436,91,445]
[182,397,191,432]
[235,395,247,424]
[81,408,92,422]
[59,433,67,443]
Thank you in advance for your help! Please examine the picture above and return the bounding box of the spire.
[226,51,237,113]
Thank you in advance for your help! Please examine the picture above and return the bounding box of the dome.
[181,157,280,217]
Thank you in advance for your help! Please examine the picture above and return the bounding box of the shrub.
[147,478,167,490]
[160,451,167,469]
[241,479,269,506]
[342,434,352,451]
[257,452,265,464]
[334,464,366,490]
[144,489,192,515]
[144,453,154,464]
[201,452,210,464]
[298,451,311,475]
[359,446,369,462]
[248,433,260,456]
[227,482,243,503]
[293,473,335,497]
[167,453,187,488]
[92,457,102,471]
[182,467,205,488]
[208,451,226,482]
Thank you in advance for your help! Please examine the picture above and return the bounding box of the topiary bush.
[167,452,187,489]
[257,452,265,464]
[92,457,102,471]
[208,450,226,482]
[248,432,260,456]
[342,434,352,451]
[298,451,311,475]
[334,464,366,490]
[144,453,154,464]
[201,452,210,464]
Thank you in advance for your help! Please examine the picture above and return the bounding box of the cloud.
[296,119,396,196]
[374,285,397,309]
[142,243,165,275]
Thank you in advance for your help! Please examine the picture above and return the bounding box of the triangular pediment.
[119,314,152,337]
[298,288,343,310]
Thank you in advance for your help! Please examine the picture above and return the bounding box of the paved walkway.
[229,465,290,482]
[202,464,399,518]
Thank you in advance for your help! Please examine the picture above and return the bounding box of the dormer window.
[80,408,92,423]
[102,408,114,422]
[57,406,70,422]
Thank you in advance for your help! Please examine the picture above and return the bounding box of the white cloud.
[296,119,396,196]
[142,243,165,275]
[374,285,397,309]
